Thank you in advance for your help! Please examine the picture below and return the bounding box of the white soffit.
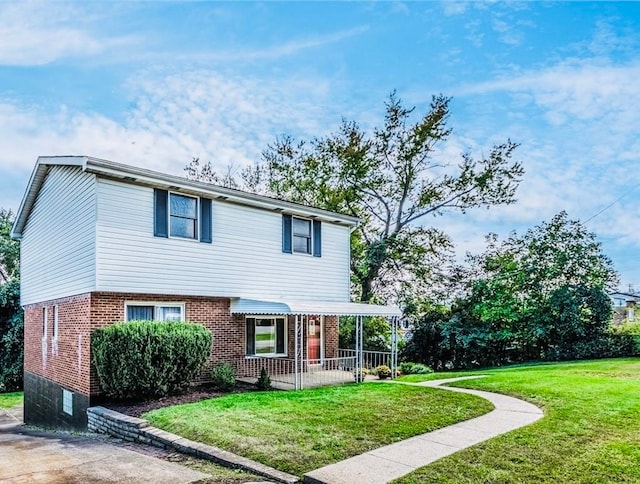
[230,298,402,317]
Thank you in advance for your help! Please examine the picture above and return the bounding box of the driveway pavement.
[0,405,208,483]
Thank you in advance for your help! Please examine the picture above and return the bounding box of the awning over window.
[230,298,402,317]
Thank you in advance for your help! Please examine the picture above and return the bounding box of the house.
[609,291,640,325]
[12,156,401,430]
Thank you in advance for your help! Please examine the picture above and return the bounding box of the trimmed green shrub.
[257,367,271,390]
[410,363,433,374]
[92,321,212,400]
[211,363,236,391]
[399,362,415,375]
[400,362,433,375]
[375,365,392,379]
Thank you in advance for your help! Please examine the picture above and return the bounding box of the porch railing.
[337,348,392,371]
[234,355,358,389]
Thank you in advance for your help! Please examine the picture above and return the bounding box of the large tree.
[455,211,618,361]
[186,93,523,302]
[0,209,23,391]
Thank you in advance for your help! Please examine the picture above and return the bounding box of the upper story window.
[125,302,185,322]
[154,189,212,243]
[282,214,322,257]
[170,193,198,239]
[292,217,312,254]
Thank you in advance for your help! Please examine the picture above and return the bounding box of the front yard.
[0,391,22,409]
[396,358,640,483]
[144,382,492,476]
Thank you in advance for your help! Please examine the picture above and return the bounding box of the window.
[125,302,185,322]
[246,317,286,356]
[292,218,312,254]
[62,389,73,416]
[153,189,212,243]
[282,215,322,257]
[42,307,48,339]
[170,193,198,239]
[53,306,59,339]
[52,306,59,356]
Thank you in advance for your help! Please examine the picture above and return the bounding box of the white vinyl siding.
[20,166,96,305]
[96,178,350,301]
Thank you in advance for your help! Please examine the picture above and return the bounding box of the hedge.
[92,320,212,400]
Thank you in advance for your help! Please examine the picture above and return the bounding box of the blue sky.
[1,1,639,290]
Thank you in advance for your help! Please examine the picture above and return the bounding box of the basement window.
[62,389,73,416]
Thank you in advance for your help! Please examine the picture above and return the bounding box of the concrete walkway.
[304,376,544,484]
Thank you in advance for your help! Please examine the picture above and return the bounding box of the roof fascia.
[83,157,360,227]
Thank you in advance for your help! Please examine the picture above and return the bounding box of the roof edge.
[11,156,87,239]
[82,156,359,226]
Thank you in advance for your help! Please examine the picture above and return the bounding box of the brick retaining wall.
[87,406,298,484]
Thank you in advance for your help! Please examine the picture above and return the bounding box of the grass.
[144,382,492,476]
[0,391,22,409]
[395,358,640,484]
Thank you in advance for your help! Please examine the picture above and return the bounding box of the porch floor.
[238,369,377,390]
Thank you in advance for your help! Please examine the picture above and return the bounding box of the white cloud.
[0,70,341,211]
[0,1,138,66]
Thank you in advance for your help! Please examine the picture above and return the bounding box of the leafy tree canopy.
[186,93,523,303]
[0,209,19,282]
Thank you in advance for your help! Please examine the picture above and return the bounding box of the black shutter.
[246,318,255,355]
[276,318,285,354]
[313,220,322,257]
[200,198,212,243]
[282,215,292,253]
[154,189,168,237]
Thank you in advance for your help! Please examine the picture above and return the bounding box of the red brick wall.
[24,293,92,396]
[24,293,341,398]
[324,316,338,359]
[88,293,245,393]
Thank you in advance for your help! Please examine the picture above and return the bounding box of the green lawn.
[0,391,23,409]
[395,358,640,483]
[144,382,492,476]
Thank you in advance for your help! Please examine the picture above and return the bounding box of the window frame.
[53,305,59,340]
[42,307,48,340]
[124,301,186,322]
[245,315,287,357]
[168,191,199,241]
[291,216,313,255]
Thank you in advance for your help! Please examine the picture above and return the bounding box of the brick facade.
[23,291,340,428]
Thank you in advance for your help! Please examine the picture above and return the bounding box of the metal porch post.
[390,316,398,379]
[294,315,299,390]
[355,315,363,382]
[299,314,305,389]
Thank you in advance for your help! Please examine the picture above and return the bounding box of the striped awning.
[230,298,402,317]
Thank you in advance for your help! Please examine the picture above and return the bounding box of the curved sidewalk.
[304,376,543,484]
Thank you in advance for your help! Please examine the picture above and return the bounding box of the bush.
[211,363,236,391]
[92,321,212,400]
[375,365,392,379]
[400,362,433,375]
[257,367,271,390]
[0,279,23,392]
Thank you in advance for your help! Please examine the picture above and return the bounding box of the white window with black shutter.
[246,316,287,356]
[282,215,321,257]
[154,188,212,243]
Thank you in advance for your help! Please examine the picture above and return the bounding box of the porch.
[234,349,393,390]
[230,298,402,390]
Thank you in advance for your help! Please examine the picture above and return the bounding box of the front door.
[307,316,322,364]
